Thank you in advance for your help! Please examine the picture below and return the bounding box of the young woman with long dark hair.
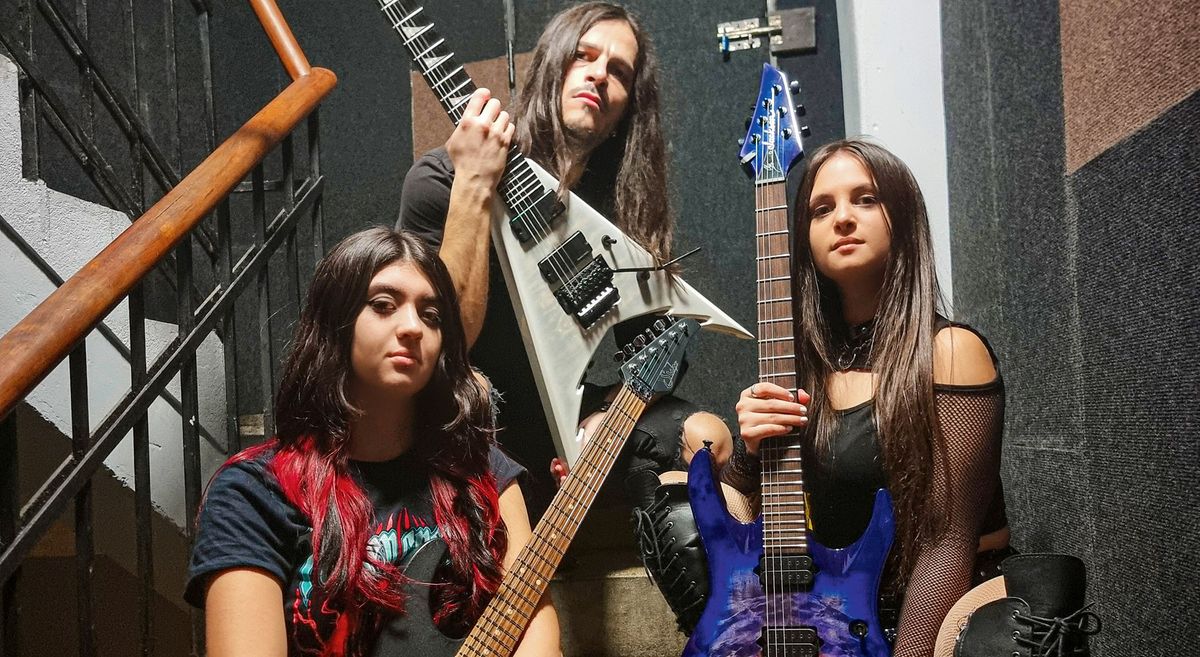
[736,139,1004,656]
[185,227,559,656]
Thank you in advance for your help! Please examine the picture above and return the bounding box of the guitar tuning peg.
[612,350,626,363]
[744,117,752,130]
[771,84,781,95]
[795,103,807,116]
[622,343,637,358]
[738,138,746,147]
[789,80,801,94]
[778,106,789,117]
[653,319,667,332]
[800,125,811,137]
[633,334,647,348]
[782,128,792,139]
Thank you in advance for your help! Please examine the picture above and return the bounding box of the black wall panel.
[943,1,1200,654]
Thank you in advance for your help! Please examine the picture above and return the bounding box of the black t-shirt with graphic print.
[185,444,525,656]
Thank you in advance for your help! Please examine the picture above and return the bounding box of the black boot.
[955,554,1101,657]
[630,473,710,635]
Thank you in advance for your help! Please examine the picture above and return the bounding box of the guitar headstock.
[739,63,807,182]
[617,318,701,401]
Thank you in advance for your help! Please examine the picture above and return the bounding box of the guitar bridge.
[538,232,618,328]
[553,257,618,328]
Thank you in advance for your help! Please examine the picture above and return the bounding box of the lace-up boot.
[630,472,709,634]
[956,553,1101,657]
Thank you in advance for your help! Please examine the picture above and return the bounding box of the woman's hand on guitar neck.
[736,382,810,455]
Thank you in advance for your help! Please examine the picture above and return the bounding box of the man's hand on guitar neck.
[441,88,514,348]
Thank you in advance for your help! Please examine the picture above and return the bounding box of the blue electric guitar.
[683,64,896,657]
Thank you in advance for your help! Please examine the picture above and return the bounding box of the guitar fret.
[757,275,790,282]
[756,254,790,261]
[755,204,789,211]
[757,297,793,304]
[758,316,793,323]
[757,354,794,362]
[413,36,445,60]
[433,65,465,89]
[421,52,454,73]
[447,92,471,113]
[758,229,789,236]
[757,336,794,344]
[440,77,471,100]
[401,22,433,45]
[394,5,422,26]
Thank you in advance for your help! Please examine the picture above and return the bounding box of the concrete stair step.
[549,501,688,657]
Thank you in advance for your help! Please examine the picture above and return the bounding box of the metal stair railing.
[0,1,335,654]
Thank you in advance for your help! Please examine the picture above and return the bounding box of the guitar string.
[383,2,584,289]
[463,327,680,654]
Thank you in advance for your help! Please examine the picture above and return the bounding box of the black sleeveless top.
[804,319,1007,549]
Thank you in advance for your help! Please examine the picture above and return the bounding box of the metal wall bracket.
[717,7,816,56]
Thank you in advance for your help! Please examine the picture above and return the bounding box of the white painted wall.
[835,0,954,307]
[0,54,229,530]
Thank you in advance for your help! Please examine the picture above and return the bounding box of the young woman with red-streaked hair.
[185,227,559,656]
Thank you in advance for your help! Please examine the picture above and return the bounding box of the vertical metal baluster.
[163,0,182,181]
[216,197,241,457]
[0,414,19,657]
[17,0,40,179]
[307,111,325,260]
[197,7,216,155]
[175,232,203,654]
[128,287,155,657]
[282,135,302,332]
[75,0,95,172]
[124,0,144,211]
[69,345,96,657]
[252,164,274,439]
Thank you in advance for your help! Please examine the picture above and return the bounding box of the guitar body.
[491,160,748,465]
[370,539,461,657]
[683,448,896,657]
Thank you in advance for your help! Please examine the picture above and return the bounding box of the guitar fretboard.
[379,0,558,240]
[457,386,647,656]
[754,179,811,571]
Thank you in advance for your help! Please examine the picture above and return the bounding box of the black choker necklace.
[834,319,875,370]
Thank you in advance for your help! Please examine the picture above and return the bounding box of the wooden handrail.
[0,67,337,422]
[250,0,312,80]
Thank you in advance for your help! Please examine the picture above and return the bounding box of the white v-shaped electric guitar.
[378,0,752,464]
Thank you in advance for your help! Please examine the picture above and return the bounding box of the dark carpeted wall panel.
[1067,91,1200,653]
[942,0,1094,551]
[943,1,1200,654]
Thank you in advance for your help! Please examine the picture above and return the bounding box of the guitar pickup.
[759,626,819,657]
[759,553,815,587]
[538,231,592,285]
[508,189,565,244]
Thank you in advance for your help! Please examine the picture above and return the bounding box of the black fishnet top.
[894,375,1004,656]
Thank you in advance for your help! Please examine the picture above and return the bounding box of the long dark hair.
[512,1,673,261]
[792,139,944,589]
[225,228,505,649]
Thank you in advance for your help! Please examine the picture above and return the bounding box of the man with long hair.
[398,2,743,632]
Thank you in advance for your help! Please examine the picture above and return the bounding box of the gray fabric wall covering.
[942,2,1200,655]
